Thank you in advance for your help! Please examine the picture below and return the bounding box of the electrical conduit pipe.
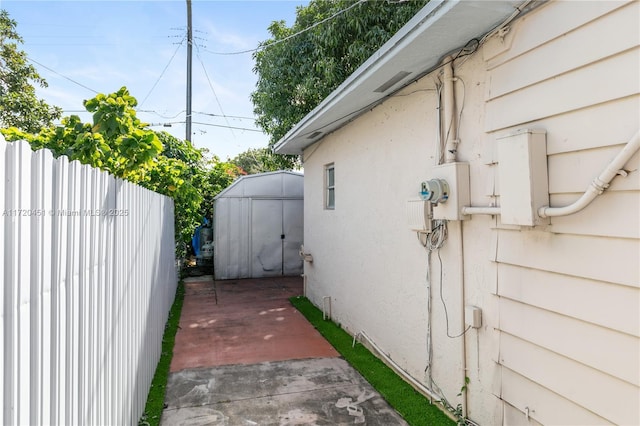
[538,129,640,217]
[461,130,640,218]
[440,56,468,419]
[443,57,459,163]
[354,331,445,406]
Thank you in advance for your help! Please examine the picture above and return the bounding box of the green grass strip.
[139,282,185,426]
[290,296,454,426]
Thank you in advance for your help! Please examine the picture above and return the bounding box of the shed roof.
[214,170,303,199]
[274,0,533,155]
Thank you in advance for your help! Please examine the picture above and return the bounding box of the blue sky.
[1,0,308,160]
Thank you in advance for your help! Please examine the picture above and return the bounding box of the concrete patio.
[160,275,408,425]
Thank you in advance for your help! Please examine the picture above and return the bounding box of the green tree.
[199,158,246,222]
[3,87,163,180]
[1,87,208,257]
[231,147,298,174]
[251,0,427,146]
[157,130,202,167]
[0,10,62,132]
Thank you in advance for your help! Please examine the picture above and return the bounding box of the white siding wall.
[302,1,639,424]
[482,2,639,424]
[0,139,178,425]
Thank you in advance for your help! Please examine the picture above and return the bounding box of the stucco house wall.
[298,1,638,425]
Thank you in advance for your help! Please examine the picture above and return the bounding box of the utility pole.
[186,0,193,142]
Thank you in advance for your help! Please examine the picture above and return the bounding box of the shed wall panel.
[213,172,303,280]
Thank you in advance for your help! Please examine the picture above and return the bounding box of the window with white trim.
[325,163,335,209]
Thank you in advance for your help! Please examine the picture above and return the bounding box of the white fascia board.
[274,0,524,155]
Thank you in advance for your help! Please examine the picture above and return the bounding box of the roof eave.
[274,0,528,155]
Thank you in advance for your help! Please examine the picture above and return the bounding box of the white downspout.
[443,57,459,163]
[538,130,640,218]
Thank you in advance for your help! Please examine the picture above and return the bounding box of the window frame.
[325,163,335,210]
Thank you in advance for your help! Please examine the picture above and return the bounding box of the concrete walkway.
[160,275,408,425]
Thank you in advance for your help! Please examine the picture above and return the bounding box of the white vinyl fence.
[0,138,178,425]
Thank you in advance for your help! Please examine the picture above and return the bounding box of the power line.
[194,43,236,138]
[149,121,262,132]
[137,109,186,119]
[139,36,186,108]
[201,0,366,56]
[27,56,99,94]
[192,111,255,121]
[191,121,262,132]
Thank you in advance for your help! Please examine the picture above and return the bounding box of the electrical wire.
[194,43,236,139]
[425,249,434,389]
[190,121,262,132]
[434,79,444,164]
[26,56,99,94]
[147,120,262,132]
[201,0,367,56]
[456,76,466,139]
[137,109,186,119]
[426,219,448,252]
[193,111,255,121]
[139,36,186,108]
[437,249,472,339]
[479,0,534,45]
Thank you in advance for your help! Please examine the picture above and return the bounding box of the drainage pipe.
[538,129,640,218]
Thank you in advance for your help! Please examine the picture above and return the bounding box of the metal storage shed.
[213,171,304,280]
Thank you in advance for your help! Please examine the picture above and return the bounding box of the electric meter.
[420,179,450,204]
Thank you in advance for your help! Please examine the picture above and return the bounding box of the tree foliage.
[1,87,243,257]
[251,0,427,147]
[0,10,62,132]
[230,147,297,175]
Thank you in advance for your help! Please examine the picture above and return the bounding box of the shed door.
[250,199,303,278]
[283,199,303,275]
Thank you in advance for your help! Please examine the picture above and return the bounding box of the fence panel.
[1,138,177,425]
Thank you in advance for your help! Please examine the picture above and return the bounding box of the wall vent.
[374,71,411,93]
